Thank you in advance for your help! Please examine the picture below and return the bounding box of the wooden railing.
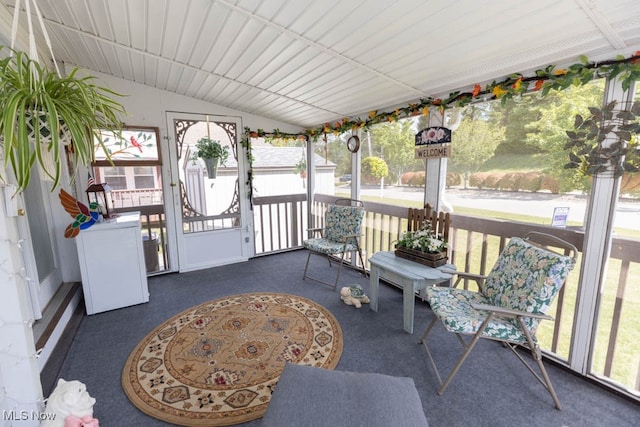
[112,188,163,207]
[253,194,308,254]
[254,192,640,396]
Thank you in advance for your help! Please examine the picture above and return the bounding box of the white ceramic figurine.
[42,379,98,427]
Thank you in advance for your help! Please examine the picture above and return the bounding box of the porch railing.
[113,203,168,274]
[254,192,640,397]
[253,193,308,254]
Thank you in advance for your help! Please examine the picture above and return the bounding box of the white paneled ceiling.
[3,0,640,129]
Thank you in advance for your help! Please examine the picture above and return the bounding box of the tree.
[369,119,422,184]
[361,156,389,184]
[450,110,505,188]
[313,133,351,176]
[495,96,544,154]
[524,79,605,192]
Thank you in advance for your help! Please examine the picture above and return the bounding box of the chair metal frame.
[420,231,578,410]
[302,198,367,289]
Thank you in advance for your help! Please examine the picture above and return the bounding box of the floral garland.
[246,51,640,138]
[242,53,640,203]
[242,128,308,208]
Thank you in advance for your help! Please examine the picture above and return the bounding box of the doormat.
[122,292,343,426]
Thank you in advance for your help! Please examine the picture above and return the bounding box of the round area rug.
[122,292,343,426]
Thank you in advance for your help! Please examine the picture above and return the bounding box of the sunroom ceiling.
[3,0,640,129]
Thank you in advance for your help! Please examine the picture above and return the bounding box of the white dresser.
[76,211,150,315]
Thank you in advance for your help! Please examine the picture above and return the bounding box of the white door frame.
[165,112,253,272]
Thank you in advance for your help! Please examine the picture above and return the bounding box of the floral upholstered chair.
[302,198,367,289]
[420,231,577,410]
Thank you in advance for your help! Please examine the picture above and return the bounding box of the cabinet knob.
[17,208,25,216]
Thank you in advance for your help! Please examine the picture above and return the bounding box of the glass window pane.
[173,119,240,232]
[94,127,160,163]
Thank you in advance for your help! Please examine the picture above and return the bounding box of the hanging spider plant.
[0,47,125,193]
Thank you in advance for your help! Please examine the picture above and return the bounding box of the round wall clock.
[347,135,360,153]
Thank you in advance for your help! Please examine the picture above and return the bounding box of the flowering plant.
[396,221,447,253]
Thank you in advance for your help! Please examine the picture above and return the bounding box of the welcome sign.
[415,126,452,159]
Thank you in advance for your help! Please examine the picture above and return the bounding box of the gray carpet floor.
[55,250,639,426]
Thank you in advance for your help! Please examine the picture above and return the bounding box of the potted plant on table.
[395,221,448,267]
[0,47,125,193]
[193,137,229,178]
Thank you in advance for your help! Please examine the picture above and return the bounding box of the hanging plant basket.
[204,157,219,178]
[0,48,125,193]
[193,137,228,179]
[25,112,72,182]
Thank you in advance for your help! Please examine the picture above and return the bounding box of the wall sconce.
[86,183,114,219]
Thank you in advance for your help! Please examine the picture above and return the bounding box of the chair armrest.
[341,233,363,238]
[448,271,487,290]
[470,303,554,321]
[306,227,325,237]
[338,233,363,243]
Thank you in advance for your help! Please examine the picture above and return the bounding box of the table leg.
[369,266,380,312]
[402,279,417,334]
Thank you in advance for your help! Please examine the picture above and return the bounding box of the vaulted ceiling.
[2,0,640,130]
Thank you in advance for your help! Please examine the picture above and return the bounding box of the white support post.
[569,76,634,374]
[306,135,315,238]
[424,108,452,212]
[351,131,361,202]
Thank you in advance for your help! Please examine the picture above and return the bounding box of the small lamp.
[86,183,114,219]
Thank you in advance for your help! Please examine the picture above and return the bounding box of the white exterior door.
[166,112,253,272]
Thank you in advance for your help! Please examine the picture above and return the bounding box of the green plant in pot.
[0,47,125,193]
[193,137,229,178]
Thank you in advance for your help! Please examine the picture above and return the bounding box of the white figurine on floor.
[43,379,99,427]
[340,285,370,308]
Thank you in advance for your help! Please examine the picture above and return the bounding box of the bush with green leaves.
[520,172,544,192]
[401,171,415,185]
[446,172,462,187]
[361,156,389,184]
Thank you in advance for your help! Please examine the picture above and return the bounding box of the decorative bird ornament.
[59,189,101,238]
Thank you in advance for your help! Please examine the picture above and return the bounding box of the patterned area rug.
[122,293,343,426]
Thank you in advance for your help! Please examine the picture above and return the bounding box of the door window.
[171,117,240,233]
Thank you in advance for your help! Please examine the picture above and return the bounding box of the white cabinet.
[76,212,149,315]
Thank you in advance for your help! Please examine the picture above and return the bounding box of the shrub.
[497,172,522,191]
[362,156,389,184]
[401,172,416,185]
[410,171,425,186]
[483,173,504,190]
[520,172,543,192]
[469,172,488,189]
[620,173,640,196]
[446,172,462,187]
[541,175,560,194]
